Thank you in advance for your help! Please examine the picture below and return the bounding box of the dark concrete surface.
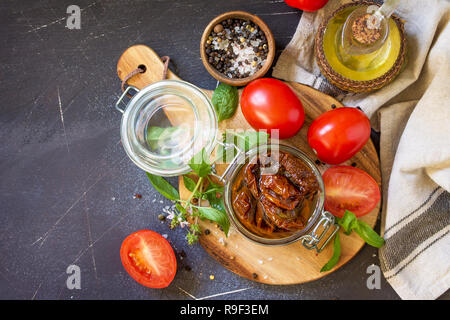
[1,0,445,300]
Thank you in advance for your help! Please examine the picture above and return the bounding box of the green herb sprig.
[321,210,385,272]
[146,128,269,245]
[211,83,238,122]
[146,148,228,245]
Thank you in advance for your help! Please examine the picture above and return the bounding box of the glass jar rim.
[223,143,325,246]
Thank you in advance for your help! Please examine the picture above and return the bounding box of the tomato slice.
[120,230,177,288]
[323,166,380,217]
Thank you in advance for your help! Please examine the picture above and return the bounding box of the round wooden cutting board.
[117,45,381,285]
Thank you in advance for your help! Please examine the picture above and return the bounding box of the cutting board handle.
[117,45,181,90]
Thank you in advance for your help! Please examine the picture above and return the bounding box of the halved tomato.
[120,230,177,288]
[323,166,380,217]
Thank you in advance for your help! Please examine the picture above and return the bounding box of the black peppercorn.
[205,18,268,78]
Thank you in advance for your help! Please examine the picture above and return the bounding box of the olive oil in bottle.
[322,5,402,81]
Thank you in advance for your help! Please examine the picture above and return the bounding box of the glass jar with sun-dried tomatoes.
[223,144,338,250]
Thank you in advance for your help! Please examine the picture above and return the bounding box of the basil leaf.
[195,206,230,236]
[188,148,211,177]
[175,203,187,215]
[146,172,179,201]
[320,233,341,272]
[337,210,385,248]
[203,187,222,195]
[212,83,238,122]
[146,126,184,150]
[203,180,225,212]
[206,188,225,214]
[337,210,359,235]
[182,175,197,193]
[205,180,222,191]
[160,160,180,169]
[354,221,385,248]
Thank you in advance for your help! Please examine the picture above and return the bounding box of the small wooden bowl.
[200,11,276,87]
[315,1,407,93]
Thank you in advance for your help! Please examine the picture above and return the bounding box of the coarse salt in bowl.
[200,11,275,86]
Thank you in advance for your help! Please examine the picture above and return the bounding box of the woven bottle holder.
[314,1,407,93]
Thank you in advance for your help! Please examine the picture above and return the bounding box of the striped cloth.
[272,0,450,299]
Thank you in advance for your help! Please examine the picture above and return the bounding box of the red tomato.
[241,78,305,139]
[323,166,380,217]
[284,0,329,12]
[307,107,371,165]
[120,230,177,288]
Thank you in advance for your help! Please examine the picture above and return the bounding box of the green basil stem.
[320,232,341,272]
[206,175,219,188]
[183,177,204,237]
[184,177,203,209]
[194,179,205,233]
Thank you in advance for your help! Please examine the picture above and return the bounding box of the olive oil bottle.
[322,5,402,81]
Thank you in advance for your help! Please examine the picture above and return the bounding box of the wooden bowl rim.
[314,1,407,93]
[200,11,276,87]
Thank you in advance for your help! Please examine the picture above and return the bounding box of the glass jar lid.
[120,80,218,176]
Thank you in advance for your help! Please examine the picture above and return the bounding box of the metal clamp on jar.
[114,79,338,253]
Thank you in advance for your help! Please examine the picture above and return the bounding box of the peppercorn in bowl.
[200,11,275,86]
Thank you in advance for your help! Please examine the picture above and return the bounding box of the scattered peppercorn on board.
[117,45,381,284]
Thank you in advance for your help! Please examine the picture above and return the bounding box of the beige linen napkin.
[273,0,450,299]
